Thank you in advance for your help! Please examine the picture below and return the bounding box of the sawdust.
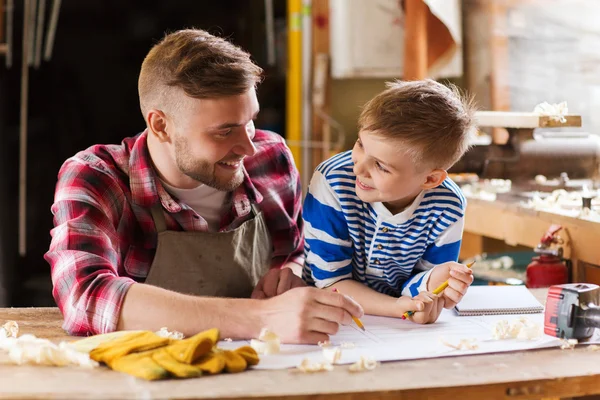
[295,358,334,373]
[560,338,578,350]
[587,345,599,351]
[318,340,331,348]
[491,317,542,340]
[533,101,568,123]
[250,328,281,355]
[0,321,19,339]
[440,337,479,351]
[155,327,184,340]
[322,347,342,364]
[0,333,98,368]
[348,356,377,372]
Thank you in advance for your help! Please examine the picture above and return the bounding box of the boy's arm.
[302,171,354,288]
[401,214,465,297]
[333,279,425,318]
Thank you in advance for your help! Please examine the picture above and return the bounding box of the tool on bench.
[544,283,600,340]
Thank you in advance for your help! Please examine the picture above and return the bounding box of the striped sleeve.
[401,189,466,297]
[302,170,353,288]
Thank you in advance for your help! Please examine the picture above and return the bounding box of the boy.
[302,79,476,324]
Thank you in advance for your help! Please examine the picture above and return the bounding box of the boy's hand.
[397,292,445,324]
[428,261,474,309]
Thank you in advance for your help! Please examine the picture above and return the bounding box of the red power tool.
[544,283,600,340]
[526,225,569,288]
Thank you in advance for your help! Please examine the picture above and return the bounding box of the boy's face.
[351,130,446,213]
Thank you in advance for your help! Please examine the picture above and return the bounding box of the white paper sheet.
[218,310,599,370]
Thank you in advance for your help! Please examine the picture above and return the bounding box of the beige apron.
[144,203,272,298]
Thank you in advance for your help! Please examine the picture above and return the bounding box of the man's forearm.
[117,283,264,339]
[331,280,403,318]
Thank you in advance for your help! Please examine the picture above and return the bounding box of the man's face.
[351,130,431,213]
[168,87,259,191]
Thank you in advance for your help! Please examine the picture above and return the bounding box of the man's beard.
[173,136,244,192]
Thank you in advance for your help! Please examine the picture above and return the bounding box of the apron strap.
[150,204,168,233]
[250,203,261,217]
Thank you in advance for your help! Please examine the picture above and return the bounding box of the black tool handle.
[580,306,600,329]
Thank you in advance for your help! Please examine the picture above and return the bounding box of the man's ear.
[146,109,170,142]
[421,169,448,189]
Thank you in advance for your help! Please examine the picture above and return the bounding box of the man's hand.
[427,261,474,309]
[397,292,445,324]
[251,267,306,299]
[258,287,364,343]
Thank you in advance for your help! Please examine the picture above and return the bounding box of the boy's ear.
[147,109,171,142]
[421,169,447,189]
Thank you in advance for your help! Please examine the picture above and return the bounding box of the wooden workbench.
[463,196,600,285]
[1,291,600,400]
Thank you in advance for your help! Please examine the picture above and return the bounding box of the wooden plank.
[2,305,600,400]
[475,111,582,129]
[0,43,6,54]
[403,0,428,80]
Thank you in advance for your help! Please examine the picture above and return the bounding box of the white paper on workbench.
[218,310,576,370]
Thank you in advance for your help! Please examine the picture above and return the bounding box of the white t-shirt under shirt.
[160,180,229,232]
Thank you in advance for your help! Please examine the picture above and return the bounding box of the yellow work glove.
[87,328,259,380]
[193,346,260,374]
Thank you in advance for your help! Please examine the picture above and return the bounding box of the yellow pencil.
[332,288,366,331]
[402,261,476,320]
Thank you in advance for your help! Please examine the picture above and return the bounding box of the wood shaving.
[322,347,342,364]
[533,101,568,123]
[296,358,333,373]
[440,337,479,350]
[318,340,331,347]
[250,328,280,355]
[348,356,377,372]
[492,317,541,340]
[0,334,98,368]
[587,345,599,351]
[0,321,19,339]
[340,342,355,349]
[223,338,233,342]
[155,327,184,340]
[560,339,578,350]
[534,175,547,184]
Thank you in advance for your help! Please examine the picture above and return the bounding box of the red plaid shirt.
[45,129,304,335]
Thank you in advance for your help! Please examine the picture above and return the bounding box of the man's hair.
[358,79,476,170]
[138,29,263,116]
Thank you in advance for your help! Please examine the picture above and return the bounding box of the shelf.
[475,111,582,129]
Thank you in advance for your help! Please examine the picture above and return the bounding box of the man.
[45,29,362,344]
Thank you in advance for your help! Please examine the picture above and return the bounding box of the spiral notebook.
[454,285,545,316]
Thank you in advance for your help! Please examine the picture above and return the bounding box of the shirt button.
[374,259,380,265]
[382,227,389,233]
[377,244,383,250]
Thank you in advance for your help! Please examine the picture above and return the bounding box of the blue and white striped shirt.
[302,151,466,297]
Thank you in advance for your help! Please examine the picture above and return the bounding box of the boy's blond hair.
[138,29,263,117]
[358,79,476,170]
